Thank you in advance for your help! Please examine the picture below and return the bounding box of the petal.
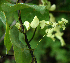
[24,21,30,30]
[49,4,56,11]
[30,16,39,28]
[40,20,45,29]
[15,23,20,29]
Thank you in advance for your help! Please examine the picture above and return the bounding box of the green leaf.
[0,11,6,25]
[4,21,12,54]
[9,26,22,48]
[1,3,48,23]
[19,32,26,45]
[1,3,46,12]
[0,0,11,11]
[21,8,49,23]
[5,11,18,24]
[13,45,32,63]
[9,26,32,63]
[1,3,28,12]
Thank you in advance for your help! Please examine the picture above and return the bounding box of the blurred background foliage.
[0,0,70,63]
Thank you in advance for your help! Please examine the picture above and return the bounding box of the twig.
[18,10,25,33]
[50,11,70,13]
[29,27,37,43]
[18,7,37,63]
[0,54,14,59]
[18,10,37,63]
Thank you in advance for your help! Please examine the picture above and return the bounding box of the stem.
[41,0,47,5]
[0,54,14,58]
[29,27,37,43]
[19,18,37,63]
[50,11,70,13]
[18,10,25,33]
[24,33,37,63]
[18,9,37,63]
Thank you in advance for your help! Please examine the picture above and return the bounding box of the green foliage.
[21,9,49,23]
[0,11,6,25]
[9,26,32,63]
[1,3,49,24]
[5,11,18,24]
[0,0,70,63]
[1,3,46,12]
[4,21,12,54]
[9,26,23,48]
[0,0,11,11]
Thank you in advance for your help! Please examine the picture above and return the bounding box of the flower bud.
[49,4,56,11]
[40,20,45,29]
[61,18,68,23]
[24,21,30,30]
[15,23,21,29]
[30,16,39,28]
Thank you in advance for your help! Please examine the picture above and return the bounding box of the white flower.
[45,28,55,41]
[40,20,45,29]
[45,21,50,25]
[30,16,39,28]
[61,18,68,23]
[49,13,55,22]
[58,18,68,30]
[46,1,51,9]
[24,21,30,30]
[45,29,49,33]
[53,26,60,31]
[62,26,66,30]
[49,4,56,11]
[52,22,58,27]
[15,23,21,29]
[55,31,65,46]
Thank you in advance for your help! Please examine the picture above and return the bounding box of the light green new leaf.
[9,26,32,63]
[4,21,12,54]
[0,11,6,25]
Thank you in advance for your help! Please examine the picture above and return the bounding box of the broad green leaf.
[1,3,48,23]
[9,26,22,48]
[19,32,26,45]
[13,45,32,63]
[25,3,46,12]
[1,3,28,12]
[1,3,46,12]
[4,21,12,54]
[0,11,6,25]
[21,8,49,23]
[9,26,32,63]
[5,11,18,24]
[0,0,11,11]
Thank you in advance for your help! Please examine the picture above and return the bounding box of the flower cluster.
[40,0,56,11]
[15,16,68,46]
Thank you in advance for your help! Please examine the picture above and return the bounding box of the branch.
[29,27,37,43]
[18,10,37,63]
[0,54,14,59]
[18,10,25,33]
[50,11,70,13]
